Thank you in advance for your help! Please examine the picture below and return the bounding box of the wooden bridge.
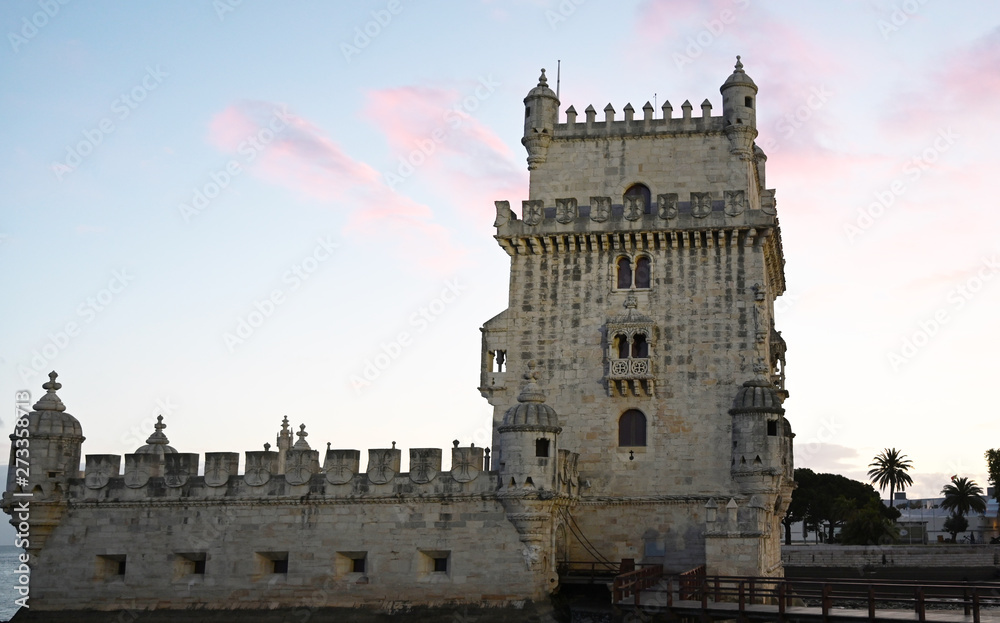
[611,566,1000,622]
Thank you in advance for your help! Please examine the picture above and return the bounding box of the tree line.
[782,448,1000,545]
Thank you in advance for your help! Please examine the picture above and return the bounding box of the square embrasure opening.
[174,552,207,579]
[96,554,126,581]
[255,551,289,575]
[335,551,368,577]
[419,549,450,579]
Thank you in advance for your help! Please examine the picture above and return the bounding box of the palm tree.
[940,476,987,517]
[868,448,914,508]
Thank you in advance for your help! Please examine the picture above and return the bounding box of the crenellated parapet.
[77,436,499,502]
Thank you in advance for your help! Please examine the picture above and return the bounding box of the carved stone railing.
[609,358,651,379]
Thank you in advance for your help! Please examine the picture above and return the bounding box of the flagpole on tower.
[556,60,561,101]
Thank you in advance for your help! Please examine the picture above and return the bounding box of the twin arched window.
[618,409,647,447]
[617,256,651,289]
[624,183,651,213]
[614,333,648,359]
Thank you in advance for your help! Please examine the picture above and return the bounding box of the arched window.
[616,257,632,289]
[618,409,647,447]
[634,256,651,289]
[631,334,648,358]
[614,333,629,359]
[624,183,651,213]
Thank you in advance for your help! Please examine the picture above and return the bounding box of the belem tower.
[4,58,794,620]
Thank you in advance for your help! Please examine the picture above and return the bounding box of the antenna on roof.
[556,60,561,101]
[654,92,657,110]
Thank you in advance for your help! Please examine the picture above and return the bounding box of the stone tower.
[2,372,84,557]
[481,58,794,577]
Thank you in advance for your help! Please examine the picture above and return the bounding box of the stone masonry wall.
[31,474,541,611]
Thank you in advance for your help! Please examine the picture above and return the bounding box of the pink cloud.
[363,85,528,229]
[207,101,465,271]
[889,27,1000,131]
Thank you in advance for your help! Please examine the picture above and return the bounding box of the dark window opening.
[767,420,778,436]
[744,96,753,108]
[634,256,651,289]
[433,557,448,573]
[631,334,649,359]
[273,559,288,574]
[624,183,652,213]
[117,559,127,576]
[352,557,366,573]
[193,559,206,575]
[618,409,647,447]
[493,349,506,372]
[525,107,531,118]
[617,257,632,289]
[615,334,629,359]
[535,438,550,457]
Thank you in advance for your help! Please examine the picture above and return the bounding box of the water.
[0,547,22,622]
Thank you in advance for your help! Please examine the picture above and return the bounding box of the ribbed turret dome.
[729,377,785,415]
[134,415,177,457]
[721,56,758,92]
[499,363,561,432]
[524,69,558,101]
[27,372,83,438]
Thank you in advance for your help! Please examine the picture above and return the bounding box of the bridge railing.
[611,564,664,605]
[622,573,1000,622]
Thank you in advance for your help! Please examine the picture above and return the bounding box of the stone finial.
[517,361,545,404]
[293,424,311,450]
[537,69,548,87]
[33,370,67,412]
[391,441,396,449]
[735,55,744,72]
[264,442,271,451]
[281,416,289,433]
[327,442,331,451]
[145,415,170,446]
[453,439,460,448]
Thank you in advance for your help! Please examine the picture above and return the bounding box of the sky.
[1,0,999,502]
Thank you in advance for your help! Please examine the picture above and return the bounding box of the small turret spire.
[735,55,744,72]
[144,415,170,446]
[293,424,311,450]
[537,68,548,87]
[33,371,66,412]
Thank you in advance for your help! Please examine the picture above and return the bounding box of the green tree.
[986,449,1000,517]
[840,499,900,545]
[786,468,882,543]
[867,448,914,509]
[941,476,987,518]
[942,513,968,543]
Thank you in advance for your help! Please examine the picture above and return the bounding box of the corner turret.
[522,69,559,171]
[3,372,84,556]
[497,362,561,492]
[720,56,759,156]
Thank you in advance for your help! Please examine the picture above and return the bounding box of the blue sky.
[2,0,999,499]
